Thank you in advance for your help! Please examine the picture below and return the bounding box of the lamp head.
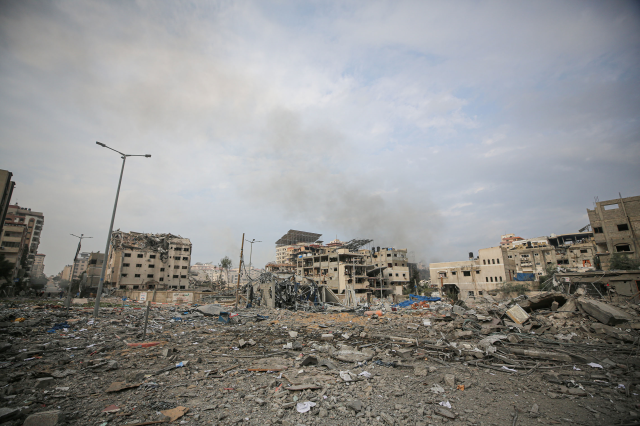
[96,141,106,147]
[145,154,151,158]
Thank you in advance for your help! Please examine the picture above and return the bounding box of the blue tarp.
[514,273,536,281]
[393,294,441,308]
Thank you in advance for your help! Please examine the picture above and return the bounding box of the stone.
[347,400,363,412]
[434,406,456,419]
[550,301,559,311]
[35,377,54,388]
[452,305,466,316]
[289,331,298,338]
[530,404,539,414]
[0,407,21,422]
[444,373,456,387]
[455,330,473,339]
[380,412,395,425]
[396,349,412,359]
[23,410,64,426]
[292,341,303,351]
[318,408,328,417]
[321,334,334,341]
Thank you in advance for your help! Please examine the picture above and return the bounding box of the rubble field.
[1,290,639,426]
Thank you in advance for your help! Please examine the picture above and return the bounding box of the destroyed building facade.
[507,232,596,277]
[429,246,516,300]
[587,194,640,270]
[3,204,44,277]
[105,231,192,291]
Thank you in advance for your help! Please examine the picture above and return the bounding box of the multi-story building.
[275,230,322,264]
[429,246,517,300]
[72,252,90,280]
[105,231,192,291]
[506,232,596,277]
[3,204,44,277]
[587,195,640,270]
[0,170,15,236]
[60,265,73,281]
[32,254,46,278]
[84,252,105,289]
[0,224,27,283]
[295,245,408,296]
[500,233,523,247]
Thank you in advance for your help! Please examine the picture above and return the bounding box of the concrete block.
[321,334,334,341]
[35,377,54,388]
[578,297,634,325]
[23,410,64,426]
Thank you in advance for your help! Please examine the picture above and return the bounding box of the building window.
[616,244,631,252]
[468,291,474,297]
[402,273,406,277]
[174,247,182,251]
[394,254,397,257]
[395,273,399,276]
[137,253,144,258]
[479,291,483,295]
[394,263,397,266]
[124,253,131,257]
[617,224,629,231]
[136,264,142,267]
[149,264,155,268]
[476,270,481,274]
[159,277,164,281]
[451,271,457,275]
[580,249,588,253]
[183,248,189,252]
[123,263,130,268]
[180,275,187,278]
[483,259,486,265]
[174,265,179,269]
[499,276,502,282]
[135,274,141,277]
[147,274,154,278]
[534,253,539,256]
[490,277,493,282]
[133,285,139,289]
[121,273,128,277]
[387,263,392,267]
[160,268,165,271]
[594,227,603,233]
[334,267,337,271]
[149,254,156,259]
[462,271,471,277]
[495,277,498,282]
[497,258,500,264]
[182,266,187,269]
[386,254,391,257]
[389,273,392,277]
[173,274,179,278]
[183,256,189,260]
[604,204,619,210]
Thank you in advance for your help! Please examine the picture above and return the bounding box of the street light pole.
[245,238,261,280]
[66,233,92,313]
[93,142,151,318]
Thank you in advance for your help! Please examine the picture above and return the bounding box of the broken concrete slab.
[578,297,634,325]
[329,346,374,363]
[558,298,577,312]
[505,304,529,324]
[194,304,225,316]
[23,410,64,426]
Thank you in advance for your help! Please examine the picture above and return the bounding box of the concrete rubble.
[0,287,640,425]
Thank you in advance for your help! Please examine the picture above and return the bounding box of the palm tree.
[220,256,232,290]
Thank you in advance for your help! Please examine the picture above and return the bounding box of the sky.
[1,1,639,276]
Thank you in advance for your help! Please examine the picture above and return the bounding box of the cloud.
[0,1,638,275]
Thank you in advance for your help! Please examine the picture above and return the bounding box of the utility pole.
[245,238,261,281]
[66,234,92,314]
[234,233,245,311]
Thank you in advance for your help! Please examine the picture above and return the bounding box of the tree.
[0,254,14,285]
[609,253,640,270]
[220,256,233,290]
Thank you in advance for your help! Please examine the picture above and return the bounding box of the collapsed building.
[105,231,192,292]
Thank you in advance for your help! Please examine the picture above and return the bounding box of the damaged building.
[588,194,640,270]
[105,231,192,292]
[429,246,517,301]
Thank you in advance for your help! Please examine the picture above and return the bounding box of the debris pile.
[0,287,639,425]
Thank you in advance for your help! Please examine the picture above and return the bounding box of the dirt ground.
[0,294,638,425]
